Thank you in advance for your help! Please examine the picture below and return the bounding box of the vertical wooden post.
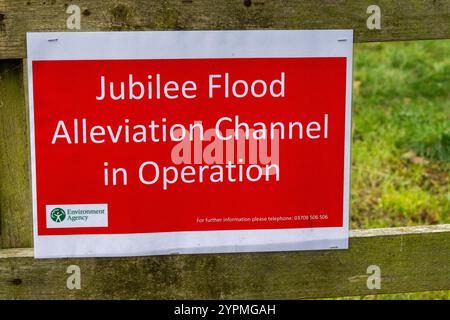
[0,60,33,248]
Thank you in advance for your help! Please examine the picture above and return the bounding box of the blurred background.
[344,39,449,299]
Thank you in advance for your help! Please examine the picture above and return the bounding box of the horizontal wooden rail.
[0,225,449,299]
[1,0,450,59]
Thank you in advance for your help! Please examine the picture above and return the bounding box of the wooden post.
[0,60,32,248]
[0,225,449,299]
[0,0,449,298]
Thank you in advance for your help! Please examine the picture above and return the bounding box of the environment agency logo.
[50,207,66,222]
[46,204,108,228]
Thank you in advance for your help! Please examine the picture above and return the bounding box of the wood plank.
[0,0,450,59]
[0,60,32,249]
[0,225,449,299]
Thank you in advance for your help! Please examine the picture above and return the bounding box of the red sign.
[28,31,352,257]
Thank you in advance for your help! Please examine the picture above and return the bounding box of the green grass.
[345,39,450,300]
[332,290,450,300]
[351,40,450,230]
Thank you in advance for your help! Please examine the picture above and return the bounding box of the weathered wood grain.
[0,0,450,59]
[0,0,449,300]
[0,225,449,299]
[0,60,32,249]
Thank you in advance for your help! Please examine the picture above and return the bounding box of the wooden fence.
[0,0,449,299]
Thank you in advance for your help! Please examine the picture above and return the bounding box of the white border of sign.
[27,30,353,258]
